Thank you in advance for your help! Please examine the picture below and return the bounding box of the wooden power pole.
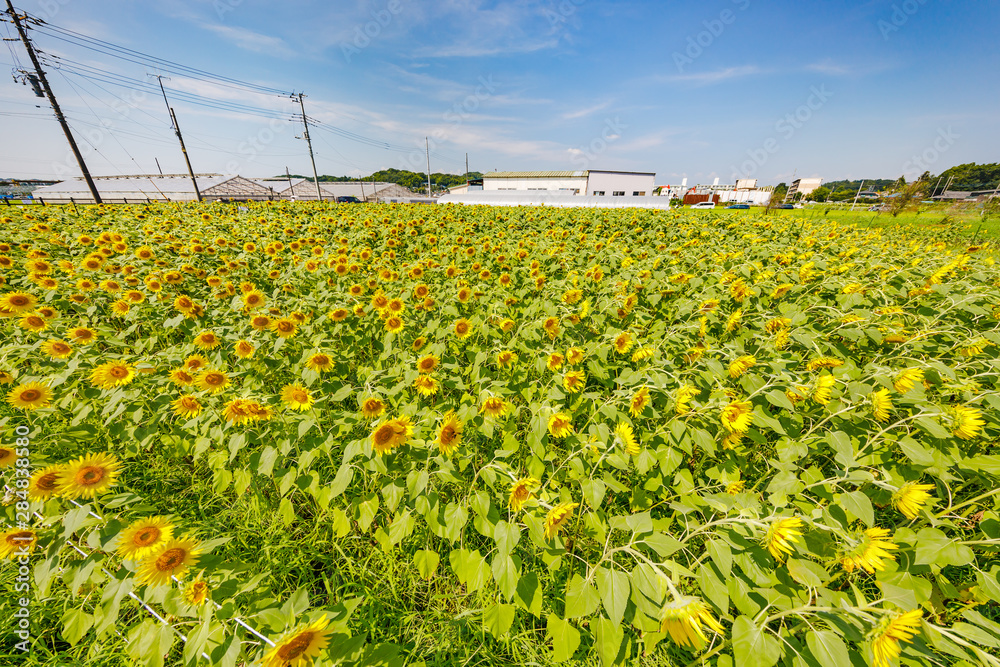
[5,0,101,202]
[293,93,322,201]
[152,75,201,201]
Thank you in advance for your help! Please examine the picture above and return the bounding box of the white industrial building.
[437,191,672,209]
[786,178,823,201]
[269,179,420,202]
[482,170,655,197]
[30,174,277,203]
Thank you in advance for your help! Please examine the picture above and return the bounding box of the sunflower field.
[1,202,999,666]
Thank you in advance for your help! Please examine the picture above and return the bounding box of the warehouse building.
[30,174,278,203]
[271,179,420,202]
[482,170,656,197]
[785,178,823,201]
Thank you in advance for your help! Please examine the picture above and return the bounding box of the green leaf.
[413,550,439,580]
[914,527,974,567]
[915,416,951,440]
[547,615,581,663]
[494,520,520,555]
[766,390,795,412]
[805,630,850,666]
[706,539,732,577]
[594,616,626,667]
[516,573,543,616]
[62,608,94,645]
[491,554,519,600]
[840,490,873,527]
[732,615,782,667]
[483,602,516,639]
[564,574,600,619]
[786,559,829,588]
[877,566,933,609]
[595,567,630,626]
[828,431,854,468]
[642,532,683,558]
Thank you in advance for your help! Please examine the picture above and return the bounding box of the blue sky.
[2,0,997,186]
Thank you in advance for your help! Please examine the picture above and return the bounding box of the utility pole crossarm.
[5,0,101,202]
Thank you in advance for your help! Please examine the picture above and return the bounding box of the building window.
[593,191,605,196]
[613,191,625,196]
[527,188,547,191]
[634,191,645,196]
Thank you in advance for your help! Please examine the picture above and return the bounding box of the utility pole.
[292,93,322,201]
[285,166,294,201]
[465,152,469,185]
[154,157,163,175]
[929,176,942,199]
[152,75,201,201]
[850,179,866,211]
[425,137,431,196]
[5,1,101,202]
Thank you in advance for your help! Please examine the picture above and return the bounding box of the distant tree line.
[278,168,483,193]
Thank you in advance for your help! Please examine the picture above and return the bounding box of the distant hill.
[823,179,896,193]
[279,169,482,193]
[932,163,1000,191]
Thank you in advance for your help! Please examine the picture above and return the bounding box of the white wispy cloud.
[200,25,297,59]
[657,65,763,86]
[562,101,613,120]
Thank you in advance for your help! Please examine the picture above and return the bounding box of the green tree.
[807,186,830,202]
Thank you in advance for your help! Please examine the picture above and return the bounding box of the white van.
[690,201,716,209]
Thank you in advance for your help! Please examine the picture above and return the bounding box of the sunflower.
[566,347,585,365]
[812,374,836,405]
[67,327,97,345]
[371,416,412,455]
[720,400,753,434]
[436,411,463,456]
[614,422,640,456]
[261,617,332,667]
[272,318,298,338]
[6,381,52,410]
[544,502,578,540]
[892,482,934,520]
[223,399,252,425]
[222,339,252,360]
[413,375,439,397]
[454,318,473,340]
[840,527,898,574]
[184,578,210,606]
[659,597,724,650]
[251,315,272,331]
[547,412,573,439]
[0,528,38,559]
[90,361,136,390]
[951,405,984,440]
[116,516,175,561]
[183,354,209,371]
[496,350,518,369]
[480,396,510,419]
[0,292,38,314]
[725,309,742,332]
[135,536,202,586]
[893,368,923,394]
[56,452,121,499]
[870,389,892,423]
[543,316,561,339]
[172,396,202,419]
[196,370,230,394]
[169,368,195,387]
[613,332,633,354]
[306,353,333,373]
[765,517,803,561]
[508,477,539,512]
[242,290,266,310]
[630,387,650,417]
[281,384,315,411]
[0,446,15,468]
[19,313,48,332]
[361,396,386,419]
[562,370,586,394]
[384,315,404,333]
[871,610,922,667]
[27,464,64,501]
[675,386,698,415]
[546,352,564,371]
[728,355,756,378]
[41,339,74,360]
[329,308,350,322]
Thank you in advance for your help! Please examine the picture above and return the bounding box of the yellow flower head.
[361,396,385,419]
[480,396,510,419]
[90,361,136,390]
[951,405,984,440]
[172,395,202,419]
[547,412,573,439]
[630,387,650,417]
[659,597,724,650]
[281,384,315,411]
[728,355,756,378]
[261,617,332,667]
[116,516,174,561]
[566,347,585,365]
[546,352,565,371]
[870,388,892,423]
[720,400,753,433]
[508,477,539,512]
[765,517,804,561]
[413,374,439,397]
[0,528,38,559]
[893,368,923,394]
[436,411,463,456]
[812,374,837,405]
[27,464,64,501]
[614,422,640,456]
[840,527,898,574]
[135,535,202,586]
[675,385,698,415]
[892,482,934,520]
[6,381,52,410]
[562,370,586,394]
[56,452,121,499]
[184,578,210,606]
[871,610,922,667]
[496,350,518,369]
[544,502,579,540]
